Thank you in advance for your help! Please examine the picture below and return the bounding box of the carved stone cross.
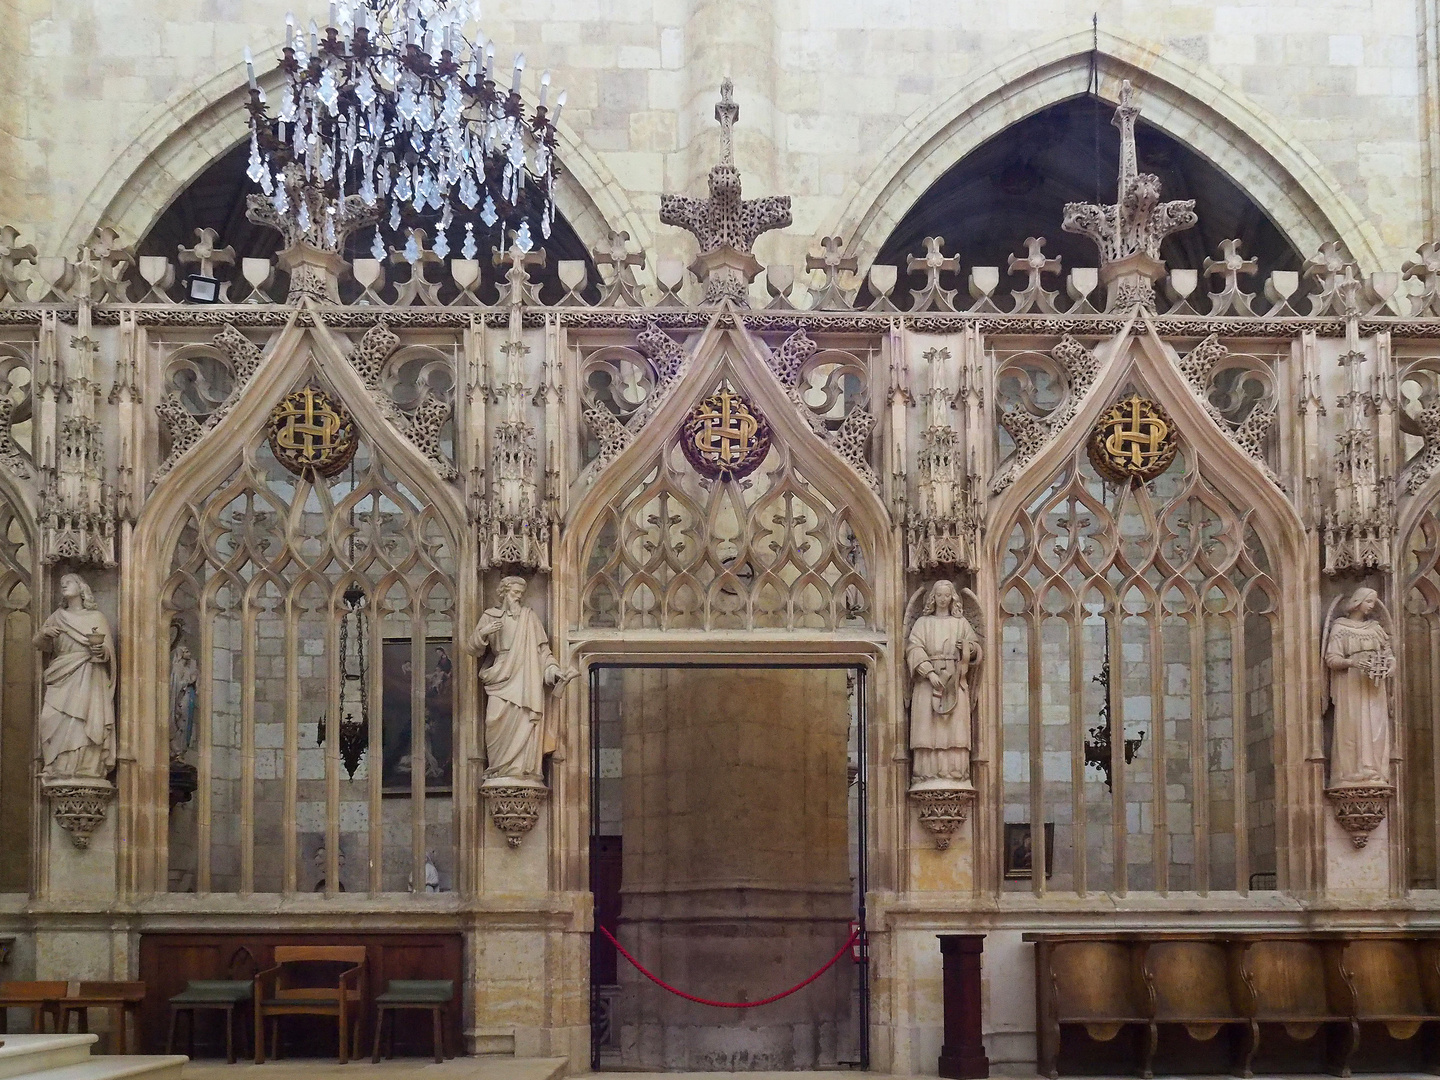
[907,236,959,312]
[1403,241,1440,317]
[81,227,135,303]
[1304,241,1360,316]
[0,225,36,304]
[388,228,445,306]
[493,232,547,307]
[806,236,857,310]
[179,227,237,281]
[1202,238,1258,315]
[1061,81,1197,311]
[1007,236,1061,314]
[658,81,792,305]
[594,230,646,307]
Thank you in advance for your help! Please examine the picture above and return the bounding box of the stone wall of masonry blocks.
[2,0,1436,280]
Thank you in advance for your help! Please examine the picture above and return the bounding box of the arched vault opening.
[871,95,1304,299]
[136,139,598,303]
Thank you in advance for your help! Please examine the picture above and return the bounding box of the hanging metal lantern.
[320,583,370,779]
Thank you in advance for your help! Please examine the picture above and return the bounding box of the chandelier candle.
[243,0,563,284]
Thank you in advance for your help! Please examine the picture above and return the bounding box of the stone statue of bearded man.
[470,576,574,787]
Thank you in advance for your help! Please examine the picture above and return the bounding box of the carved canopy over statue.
[35,573,116,782]
[470,575,575,787]
[1324,586,1394,789]
[906,579,982,790]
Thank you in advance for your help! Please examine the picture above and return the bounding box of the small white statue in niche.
[1324,586,1395,789]
[905,579,983,790]
[35,573,116,782]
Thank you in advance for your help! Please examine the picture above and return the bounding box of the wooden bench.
[56,981,147,1054]
[1027,932,1440,1077]
[0,981,67,1035]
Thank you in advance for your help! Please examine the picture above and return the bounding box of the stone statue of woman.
[906,579,982,789]
[1324,586,1394,789]
[35,573,116,782]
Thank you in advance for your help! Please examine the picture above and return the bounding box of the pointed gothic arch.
[826,29,1385,275]
[61,55,648,272]
[562,321,895,637]
[122,316,474,895]
[977,320,1319,895]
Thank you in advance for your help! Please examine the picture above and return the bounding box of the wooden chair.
[0,981,66,1036]
[370,980,454,1063]
[167,980,253,1063]
[253,946,367,1064]
[57,982,146,1054]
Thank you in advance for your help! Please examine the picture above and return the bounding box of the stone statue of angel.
[1323,586,1395,789]
[905,579,983,789]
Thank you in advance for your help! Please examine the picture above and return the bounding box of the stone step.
[0,1036,98,1080]
[0,1034,185,1080]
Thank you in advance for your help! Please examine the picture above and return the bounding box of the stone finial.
[907,237,959,312]
[0,226,37,303]
[1007,237,1061,314]
[246,162,381,303]
[1304,241,1360,316]
[388,228,445,305]
[658,81,792,306]
[806,236,857,310]
[1061,81,1198,311]
[178,226,236,284]
[80,227,135,303]
[1202,238,1258,315]
[493,230,546,307]
[594,230,646,307]
[1403,241,1440,317]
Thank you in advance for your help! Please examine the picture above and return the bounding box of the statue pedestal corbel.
[482,778,548,848]
[908,781,976,851]
[42,777,114,849]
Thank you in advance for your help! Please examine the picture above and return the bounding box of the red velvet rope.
[597,922,860,1009]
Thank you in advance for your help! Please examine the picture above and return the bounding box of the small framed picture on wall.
[1003,822,1055,879]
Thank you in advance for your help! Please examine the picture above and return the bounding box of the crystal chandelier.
[243,0,565,263]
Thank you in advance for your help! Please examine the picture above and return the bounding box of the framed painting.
[381,638,455,795]
[1003,822,1055,879]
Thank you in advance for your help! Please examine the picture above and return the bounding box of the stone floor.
[175,1067,1440,1080]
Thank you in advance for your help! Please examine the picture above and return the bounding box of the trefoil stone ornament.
[1322,587,1395,846]
[1061,81,1197,312]
[659,80,792,306]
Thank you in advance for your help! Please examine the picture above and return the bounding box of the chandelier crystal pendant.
[243,0,565,265]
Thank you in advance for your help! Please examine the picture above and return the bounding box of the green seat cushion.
[169,980,254,1004]
[375,980,454,1004]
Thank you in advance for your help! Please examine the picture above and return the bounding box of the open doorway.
[590,665,869,1071]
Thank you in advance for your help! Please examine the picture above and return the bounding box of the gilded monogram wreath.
[680,385,771,480]
[1087,394,1178,484]
[267,387,359,477]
